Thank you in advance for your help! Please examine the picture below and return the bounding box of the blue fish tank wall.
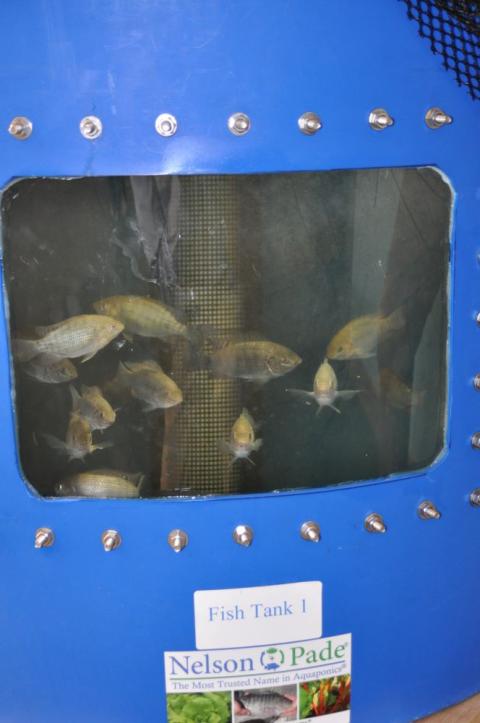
[0,2,479,722]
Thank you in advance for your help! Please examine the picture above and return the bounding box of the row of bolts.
[32,493,480,552]
[7,107,453,142]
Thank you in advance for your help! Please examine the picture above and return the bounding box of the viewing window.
[1,169,451,498]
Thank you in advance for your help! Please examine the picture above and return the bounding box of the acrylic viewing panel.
[1,169,451,498]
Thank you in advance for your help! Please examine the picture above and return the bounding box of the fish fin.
[136,475,148,497]
[328,404,341,415]
[141,404,158,413]
[385,307,405,332]
[80,384,95,396]
[93,441,114,451]
[286,388,315,403]
[252,438,263,451]
[42,433,68,455]
[245,455,256,467]
[80,351,97,364]
[123,332,134,343]
[12,338,40,363]
[69,384,82,410]
[336,389,362,400]
[119,361,133,375]
[218,440,234,456]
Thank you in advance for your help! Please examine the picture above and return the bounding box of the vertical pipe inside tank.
[161,176,244,494]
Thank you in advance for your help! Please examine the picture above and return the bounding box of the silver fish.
[219,409,262,464]
[56,469,143,498]
[210,339,301,383]
[22,354,78,384]
[13,314,124,363]
[93,295,188,341]
[112,360,183,412]
[43,412,112,462]
[236,690,293,718]
[70,385,116,430]
[287,358,361,414]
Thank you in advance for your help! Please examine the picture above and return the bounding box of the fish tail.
[386,306,405,332]
[42,433,69,455]
[12,338,40,362]
[69,384,82,411]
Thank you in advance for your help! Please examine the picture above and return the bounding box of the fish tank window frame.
[0,167,452,501]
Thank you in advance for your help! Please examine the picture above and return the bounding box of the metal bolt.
[417,500,441,520]
[79,115,102,140]
[8,116,32,140]
[473,374,480,391]
[155,113,178,137]
[472,432,480,449]
[364,513,387,534]
[227,112,251,136]
[168,529,188,553]
[470,489,480,507]
[425,107,453,129]
[298,112,322,135]
[369,108,394,131]
[233,524,253,547]
[101,529,121,552]
[34,527,55,549]
[300,521,321,542]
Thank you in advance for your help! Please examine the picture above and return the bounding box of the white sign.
[164,633,351,722]
[194,581,322,650]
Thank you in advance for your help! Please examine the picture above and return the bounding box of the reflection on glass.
[1,169,451,498]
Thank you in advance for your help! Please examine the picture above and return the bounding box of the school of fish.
[13,293,412,497]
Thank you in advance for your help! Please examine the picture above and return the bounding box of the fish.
[236,690,293,718]
[326,308,404,360]
[70,385,116,430]
[55,469,143,498]
[13,315,124,363]
[92,295,188,341]
[112,359,183,411]
[43,412,112,461]
[210,339,301,383]
[22,353,78,384]
[287,358,361,414]
[380,368,425,410]
[219,409,262,464]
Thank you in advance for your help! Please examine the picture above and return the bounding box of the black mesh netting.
[402,1,480,99]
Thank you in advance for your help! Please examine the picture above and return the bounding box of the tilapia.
[219,409,262,464]
[112,359,183,411]
[380,368,425,410]
[22,354,78,384]
[326,308,404,360]
[93,295,188,341]
[70,385,116,430]
[287,358,361,414]
[55,469,143,498]
[13,315,124,363]
[210,339,301,383]
[236,690,293,718]
[43,412,112,461]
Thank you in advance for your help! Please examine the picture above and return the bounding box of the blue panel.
[0,2,478,721]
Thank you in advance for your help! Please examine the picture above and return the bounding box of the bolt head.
[369,108,394,131]
[34,527,54,549]
[8,116,32,140]
[364,513,387,534]
[101,529,121,552]
[168,529,188,553]
[155,113,178,137]
[418,500,441,520]
[228,113,251,136]
[425,107,453,129]
[470,489,480,507]
[472,432,480,449]
[233,524,253,547]
[298,112,322,135]
[300,521,321,542]
[80,115,102,140]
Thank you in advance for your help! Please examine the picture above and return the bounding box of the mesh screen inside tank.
[402,0,480,100]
